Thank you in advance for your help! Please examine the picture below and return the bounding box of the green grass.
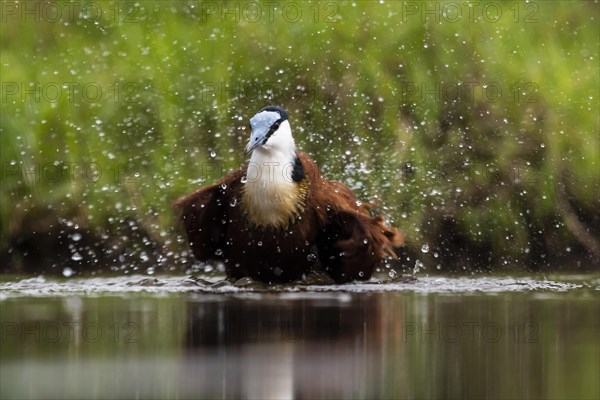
[1,1,598,273]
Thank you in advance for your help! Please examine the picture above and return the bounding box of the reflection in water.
[0,285,598,399]
[182,294,384,399]
[185,294,380,346]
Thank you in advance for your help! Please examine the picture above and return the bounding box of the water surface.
[1,274,598,399]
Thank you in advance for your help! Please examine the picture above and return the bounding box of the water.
[1,274,598,399]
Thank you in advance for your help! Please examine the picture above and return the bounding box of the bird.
[174,105,404,284]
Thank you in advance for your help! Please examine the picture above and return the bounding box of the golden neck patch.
[241,178,308,230]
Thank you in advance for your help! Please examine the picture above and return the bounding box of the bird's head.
[244,106,293,156]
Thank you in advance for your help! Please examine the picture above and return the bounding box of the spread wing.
[173,168,244,263]
[298,153,403,283]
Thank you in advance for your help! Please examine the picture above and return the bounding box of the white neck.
[248,120,296,173]
[242,121,301,228]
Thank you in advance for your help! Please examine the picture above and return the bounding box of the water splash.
[0,274,592,298]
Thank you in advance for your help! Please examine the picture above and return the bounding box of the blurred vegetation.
[1,1,598,275]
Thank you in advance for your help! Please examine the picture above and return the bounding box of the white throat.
[242,121,301,228]
[247,120,296,183]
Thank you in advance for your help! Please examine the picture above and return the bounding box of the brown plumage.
[174,106,404,283]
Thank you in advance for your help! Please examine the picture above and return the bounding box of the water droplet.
[257,241,263,246]
[388,269,397,278]
[71,253,82,261]
[215,249,223,256]
[358,271,364,277]
[421,244,430,253]
[220,183,227,190]
[62,267,74,277]
[71,233,82,241]
[413,259,425,275]
[229,198,238,207]
[307,253,317,262]
[210,150,216,158]
[240,176,248,183]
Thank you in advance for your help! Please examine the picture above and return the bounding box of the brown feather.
[174,151,404,283]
